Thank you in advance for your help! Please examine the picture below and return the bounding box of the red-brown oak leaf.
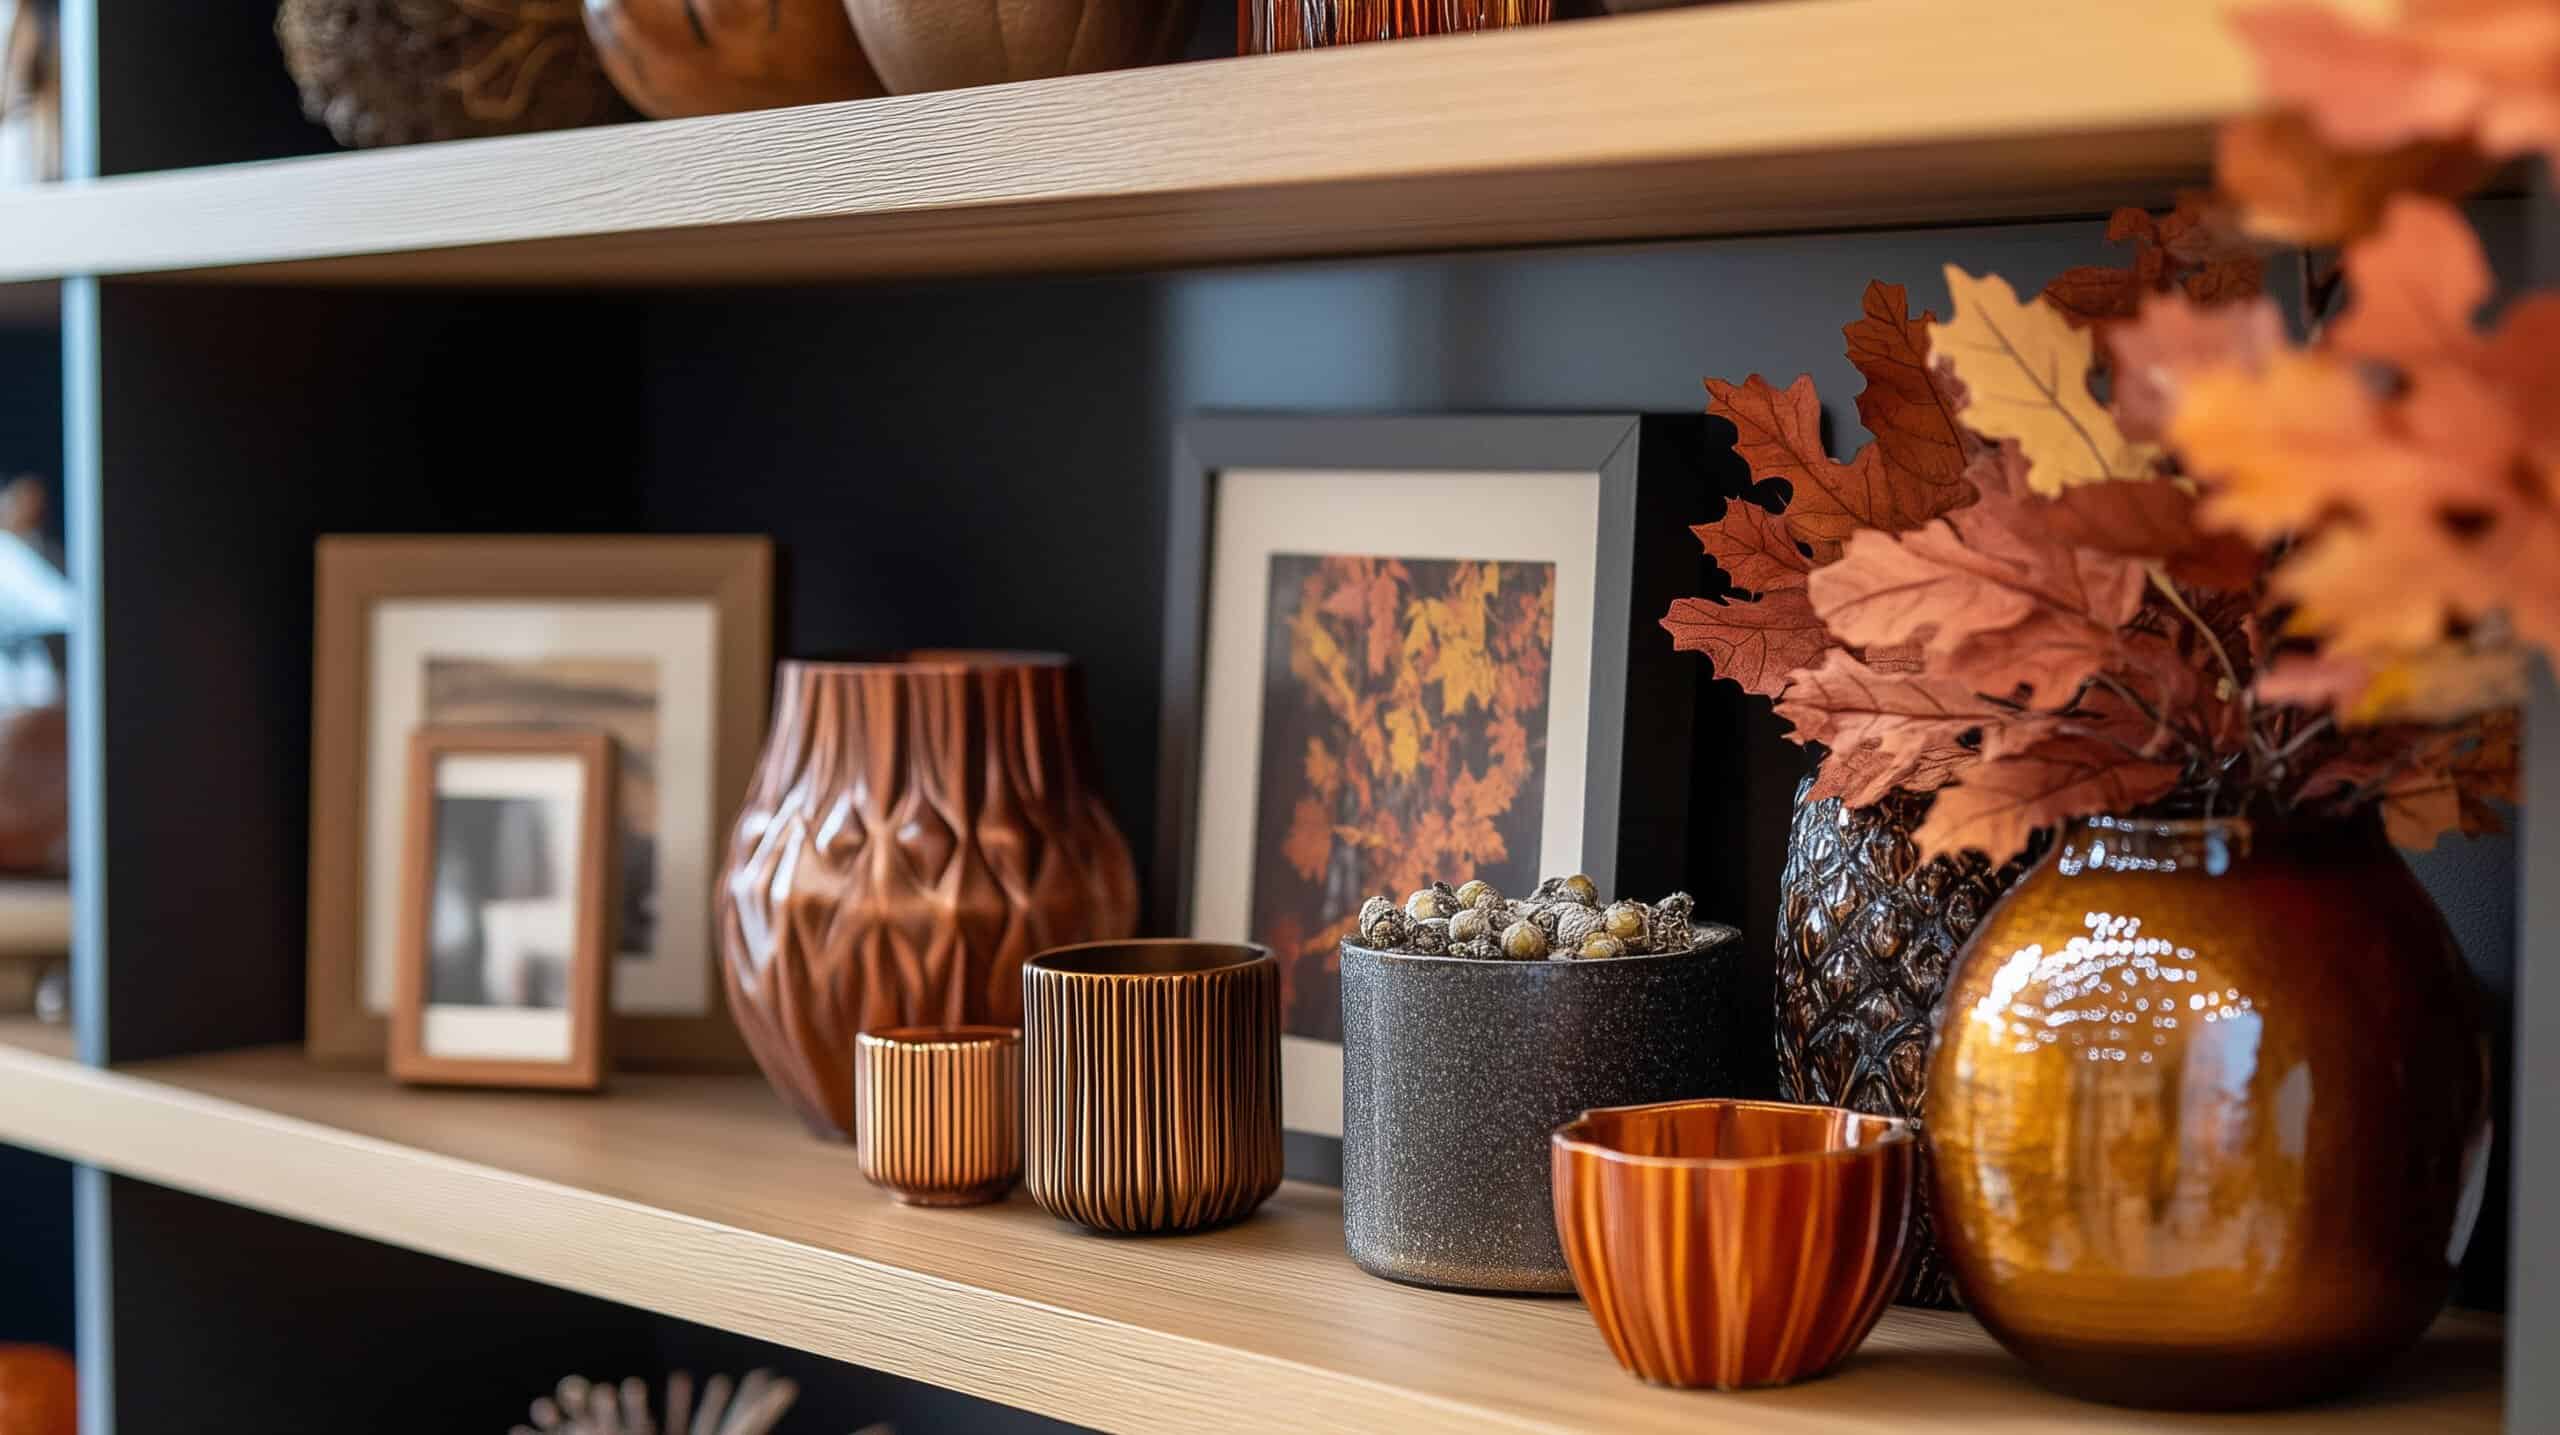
[1660,586,1831,700]
[2041,479,2266,592]
[1706,374,1966,560]
[1914,735,2184,865]
[1692,496,1811,594]
[1772,648,2003,807]
[1809,494,2148,667]
[1844,281,1977,492]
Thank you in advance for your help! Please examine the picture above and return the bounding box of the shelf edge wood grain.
[0,1037,2503,1434]
[0,0,2389,286]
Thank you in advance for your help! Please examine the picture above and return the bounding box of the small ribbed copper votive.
[1553,1099,1917,1389]
[853,1025,1023,1207]
[1022,940,1282,1234]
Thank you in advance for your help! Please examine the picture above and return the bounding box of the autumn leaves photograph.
[1247,554,1558,1038]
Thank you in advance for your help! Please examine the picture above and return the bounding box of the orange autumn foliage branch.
[1664,198,2522,863]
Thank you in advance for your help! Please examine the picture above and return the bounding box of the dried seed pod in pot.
[1410,917,1451,954]
[1501,920,1550,960]
[1449,908,1490,944]
[1578,934,1627,960]
[1454,878,1497,909]
[1557,873,1600,907]
[1553,906,1604,949]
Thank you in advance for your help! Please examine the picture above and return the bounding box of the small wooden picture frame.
[390,729,615,1090]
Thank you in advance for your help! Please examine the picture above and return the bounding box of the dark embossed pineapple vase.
[1928,813,2491,1410]
[1775,776,2037,1307]
[718,653,1139,1139]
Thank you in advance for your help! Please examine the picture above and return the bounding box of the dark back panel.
[90,284,642,1060]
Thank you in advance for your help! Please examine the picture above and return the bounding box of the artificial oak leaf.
[2381,707,2521,848]
[1808,738,1973,808]
[1706,374,1963,559]
[1660,586,1832,700]
[1692,496,1811,594]
[2235,0,2560,167]
[1845,281,1976,491]
[1810,493,2147,662]
[2331,194,2490,366]
[2041,206,2171,325]
[1913,735,2184,864]
[2109,293,2287,444]
[1933,265,2164,493]
[1772,648,2005,806]
[1943,609,2125,708]
[2216,111,2491,245]
[2262,643,2528,724]
[2177,352,2411,539]
[1962,437,2032,500]
[2041,478,2267,592]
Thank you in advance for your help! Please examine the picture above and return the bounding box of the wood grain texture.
[0,0,2391,286]
[0,1036,2503,1434]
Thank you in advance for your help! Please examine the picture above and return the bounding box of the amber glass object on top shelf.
[1238,0,1548,53]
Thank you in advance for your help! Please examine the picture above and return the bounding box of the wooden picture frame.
[390,729,614,1090]
[309,536,772,1070]
[1157,414,1711,1182]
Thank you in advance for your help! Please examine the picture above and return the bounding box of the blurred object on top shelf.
[0,477,67,879]
[0,1344,72,1435]
[582,0,884,118]
[276,0,636,148]
[845,0,1196,94]
[0,1,57,185]
[508,1369,892,1435]
[1238,0,1546,53]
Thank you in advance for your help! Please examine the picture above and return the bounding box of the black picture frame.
[1155,413,1716,1182]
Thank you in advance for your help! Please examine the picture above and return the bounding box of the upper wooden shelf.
[0,1031,2501,1433]
[0,0,2339,287]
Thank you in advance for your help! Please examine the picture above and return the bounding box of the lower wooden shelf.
[0,1030,2502,1433]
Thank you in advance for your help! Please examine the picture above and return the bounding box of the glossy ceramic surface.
[718,654,1139,1140]
[1552,1099,1916,1389]
[1927,814,2493,1410]
[1022,941,1284,1234]
[1340,929,1753,1294]
[583,0,885,117]
[854,1025,1023,1206]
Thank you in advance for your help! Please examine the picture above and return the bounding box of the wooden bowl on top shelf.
[841,0,1197,94]
[582,0,885,118]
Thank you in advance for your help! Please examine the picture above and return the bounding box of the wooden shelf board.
[0,0,2369,287]
[0,1037,2501,1433]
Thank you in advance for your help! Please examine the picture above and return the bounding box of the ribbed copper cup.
[1553,1099,1917,1389]
[854,1025,1023,1207]
[1022,940,1283,1234]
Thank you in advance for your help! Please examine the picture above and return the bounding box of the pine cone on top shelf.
[276,0,633,149]
[1774,775,2043,1309]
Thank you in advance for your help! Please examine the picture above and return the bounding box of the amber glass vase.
[718,654,1139,1141]
[1926,813,2491,1410]
[1238,0,1547,53]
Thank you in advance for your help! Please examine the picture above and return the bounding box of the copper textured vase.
[718,653,1139,1140]
[1022,940,1283,1234]
[582,0,885,117]
[1775,776,2038,1306]
[843,0,1196,93]
[1927,813,2492,1411]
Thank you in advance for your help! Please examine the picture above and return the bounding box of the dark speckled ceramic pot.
[1340,927,1755,1293]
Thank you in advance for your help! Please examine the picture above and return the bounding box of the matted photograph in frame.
[1158,415,1708,1180]
[390,729,613,1090]
[308,536,771,1069]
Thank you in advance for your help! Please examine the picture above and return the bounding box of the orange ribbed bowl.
[854,1025,1023,1207]
[1553,1099,1918,1390]
[1022,940,1283,1234]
